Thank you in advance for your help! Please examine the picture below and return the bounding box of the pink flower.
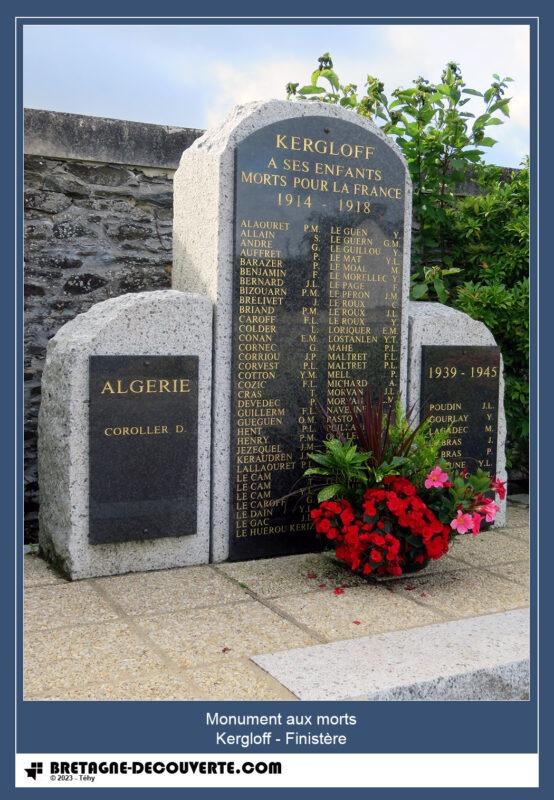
[450,510,475,534]
[477,499,500,523]
[491,476,507,500]
[471,513,483,536]
[424,466,450,490]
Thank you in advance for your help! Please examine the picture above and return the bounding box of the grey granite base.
[252,608,529,701]
[408,301,507,526]
[38,290,212,579]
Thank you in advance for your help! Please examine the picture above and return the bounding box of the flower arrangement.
[303,391,506,578]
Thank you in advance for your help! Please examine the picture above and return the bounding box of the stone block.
[173,100,412,561]
[38,290,212,579]
[408,301,507,525]
[252,608,529,700]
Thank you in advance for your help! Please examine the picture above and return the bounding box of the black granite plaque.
[89,355,198,544]
[230,116,408,559]
[420,346,500,473]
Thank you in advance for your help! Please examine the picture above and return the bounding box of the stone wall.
[24,110,202,541]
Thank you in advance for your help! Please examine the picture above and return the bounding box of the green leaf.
[303,467,331,477]
[308,452,333,467]
[462,88,483,97]
[411,282,429,299]
[433,278,448,304]
[473,113,490,129]
[319,68,340,91]
[298,85,326,95]
[340,95,357,108]
[317,484,342,503]
[310,69,322,87]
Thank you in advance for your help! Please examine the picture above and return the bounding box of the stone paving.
[23,502,530,701]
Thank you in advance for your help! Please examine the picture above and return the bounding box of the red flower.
[425,530,449,560]
[315,518,332,535]
[320,500,342,516]
[310,478,454,582]
[344,524,360,545]
[340,507,355,526]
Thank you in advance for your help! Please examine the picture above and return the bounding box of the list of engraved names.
[231,117,407,559]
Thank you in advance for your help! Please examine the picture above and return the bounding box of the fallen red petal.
[333,587,345,595]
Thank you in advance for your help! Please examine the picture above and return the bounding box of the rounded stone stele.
[173,99,413,561]
[407,301,507,526]
[38,290,212,579]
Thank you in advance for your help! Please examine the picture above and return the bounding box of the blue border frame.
[3,4,547,797]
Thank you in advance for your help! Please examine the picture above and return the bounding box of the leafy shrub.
[287,54,513,274]
[287,55,529,475]
[451,164,529,469]
[304,392,448,503]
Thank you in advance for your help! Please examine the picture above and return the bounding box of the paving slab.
[505,505,530,528]
[137,600,317,668]
[270,584,444,641]
[24,620,166,697]
[252,609,529,701]
[501,524,530,541]
[24,582,118,631]
[27,670,204,702]
[485,560,530,586]
[24,553,67,587]
[180,657,297,701]
[448,530,529,567]
[217,552,367,597]
[23,507,531,701]
[387,568,529,618]
[94,565,248,616]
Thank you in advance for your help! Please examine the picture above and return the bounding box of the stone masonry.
[24,110,202,541]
